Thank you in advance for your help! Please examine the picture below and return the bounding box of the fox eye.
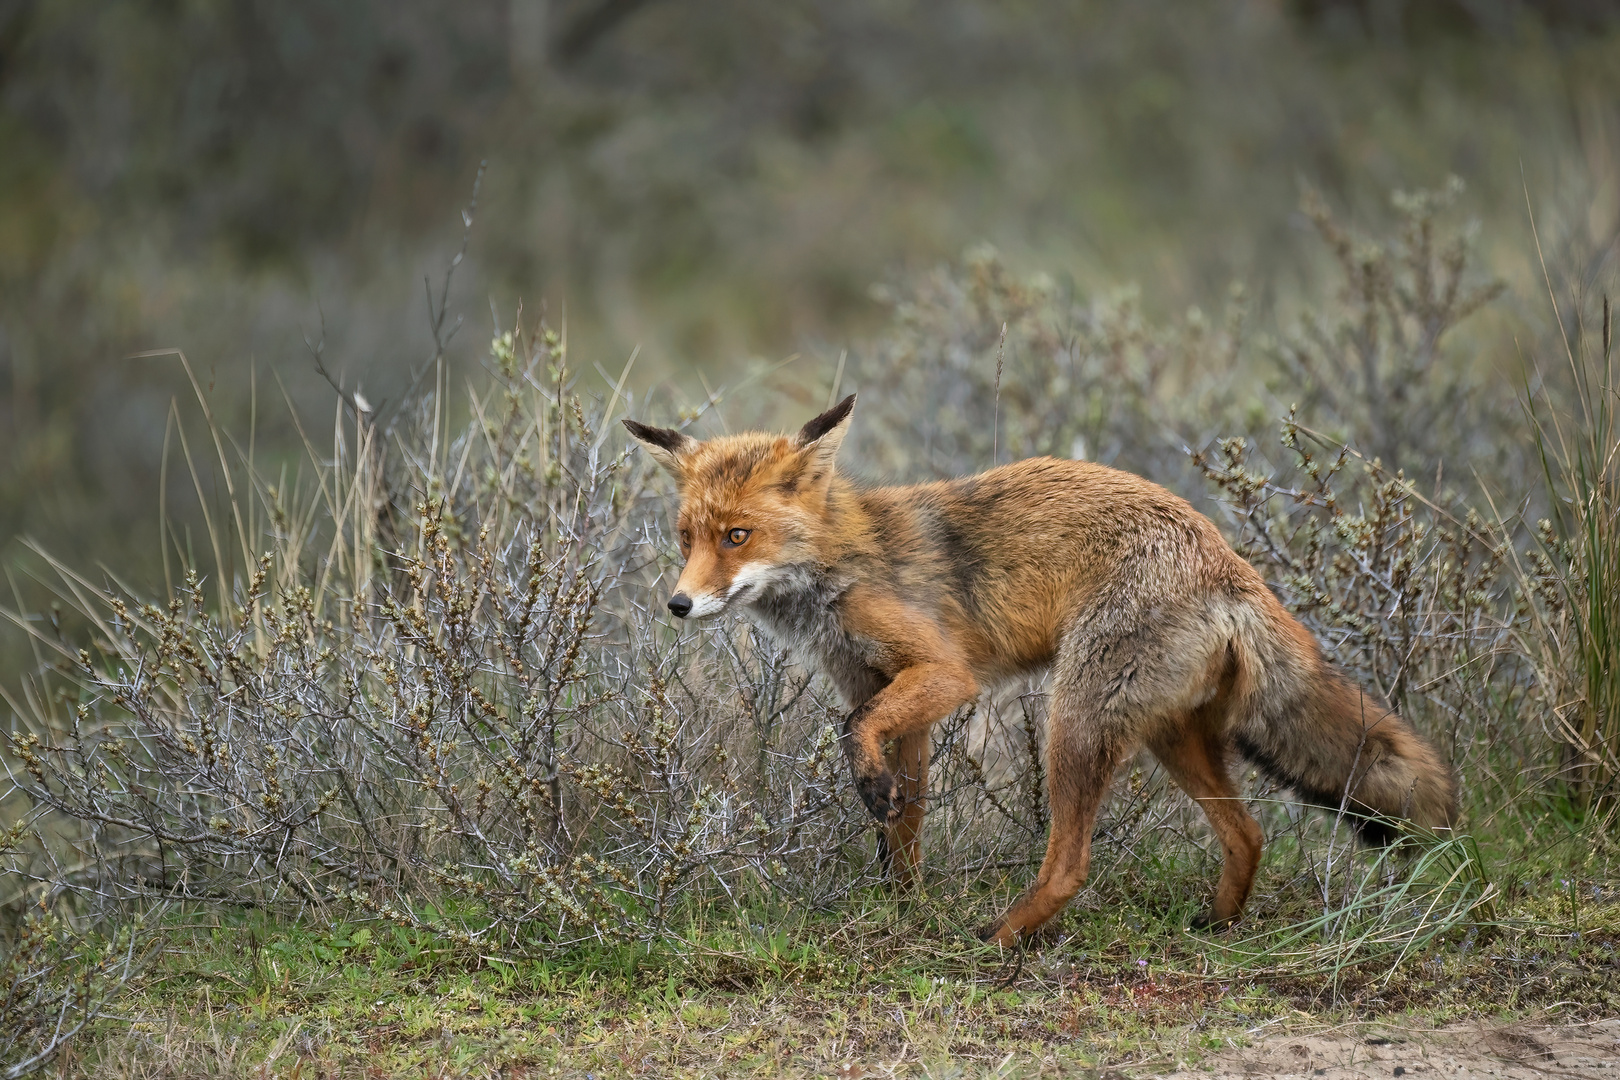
[723,528,751,547]
[678,530,691,550]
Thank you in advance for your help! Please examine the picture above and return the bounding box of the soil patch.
[1165,1018,1620,1078]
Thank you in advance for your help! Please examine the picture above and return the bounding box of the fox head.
[623,394,856,619]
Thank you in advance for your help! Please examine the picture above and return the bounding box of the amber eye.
[678,530,691,551]
[723,528,752,547]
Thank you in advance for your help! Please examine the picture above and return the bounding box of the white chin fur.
[684,592,728,619]
[686,562,785,619]
[726,561,789,603]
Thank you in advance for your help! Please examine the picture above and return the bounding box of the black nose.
[667,593,692,618]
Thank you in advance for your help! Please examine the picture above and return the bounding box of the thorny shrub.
[0,891,142,1079]
[1193,407,1612,816]
[855,242,1249,490]
[853,179,1512,491]
[1270,178,1508,475]
[0,328,1059,955]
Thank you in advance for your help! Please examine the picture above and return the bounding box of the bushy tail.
[1233,618,1458,844]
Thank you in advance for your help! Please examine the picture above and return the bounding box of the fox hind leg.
[881,729,930,886]
[1147,723,1263,930]
[980,602,1232,946]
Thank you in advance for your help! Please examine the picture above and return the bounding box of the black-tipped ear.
[623,418,699,478]
[787,394,855,497]
[623,419,693,455]
[795,394,856,448]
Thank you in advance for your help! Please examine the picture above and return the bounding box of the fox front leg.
[842,706,903,825]
[842,663,978,824]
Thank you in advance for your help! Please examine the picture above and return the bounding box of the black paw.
[856,769,902,825]
[1190,909,1239,933]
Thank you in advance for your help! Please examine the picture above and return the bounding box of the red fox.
[625,395,1456,944]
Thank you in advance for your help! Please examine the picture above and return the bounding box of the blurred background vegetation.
[1,0,1618,677]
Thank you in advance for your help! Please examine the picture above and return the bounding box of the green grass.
[1523,289,1620,811]
[61,832,1620,1079]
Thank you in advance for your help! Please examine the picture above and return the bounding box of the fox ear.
[790,394,855,492]
[623,419,698,479]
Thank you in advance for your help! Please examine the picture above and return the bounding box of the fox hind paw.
[1190,910,1239,933]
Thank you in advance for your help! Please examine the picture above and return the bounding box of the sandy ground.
[1163,1018,1620,1078]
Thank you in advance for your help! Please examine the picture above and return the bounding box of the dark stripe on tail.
[1233,733,1400,846]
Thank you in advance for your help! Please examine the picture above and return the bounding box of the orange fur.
[625,397,1457,942]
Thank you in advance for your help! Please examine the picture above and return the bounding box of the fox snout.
[665,563,774,620]
[664,585,731,619]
